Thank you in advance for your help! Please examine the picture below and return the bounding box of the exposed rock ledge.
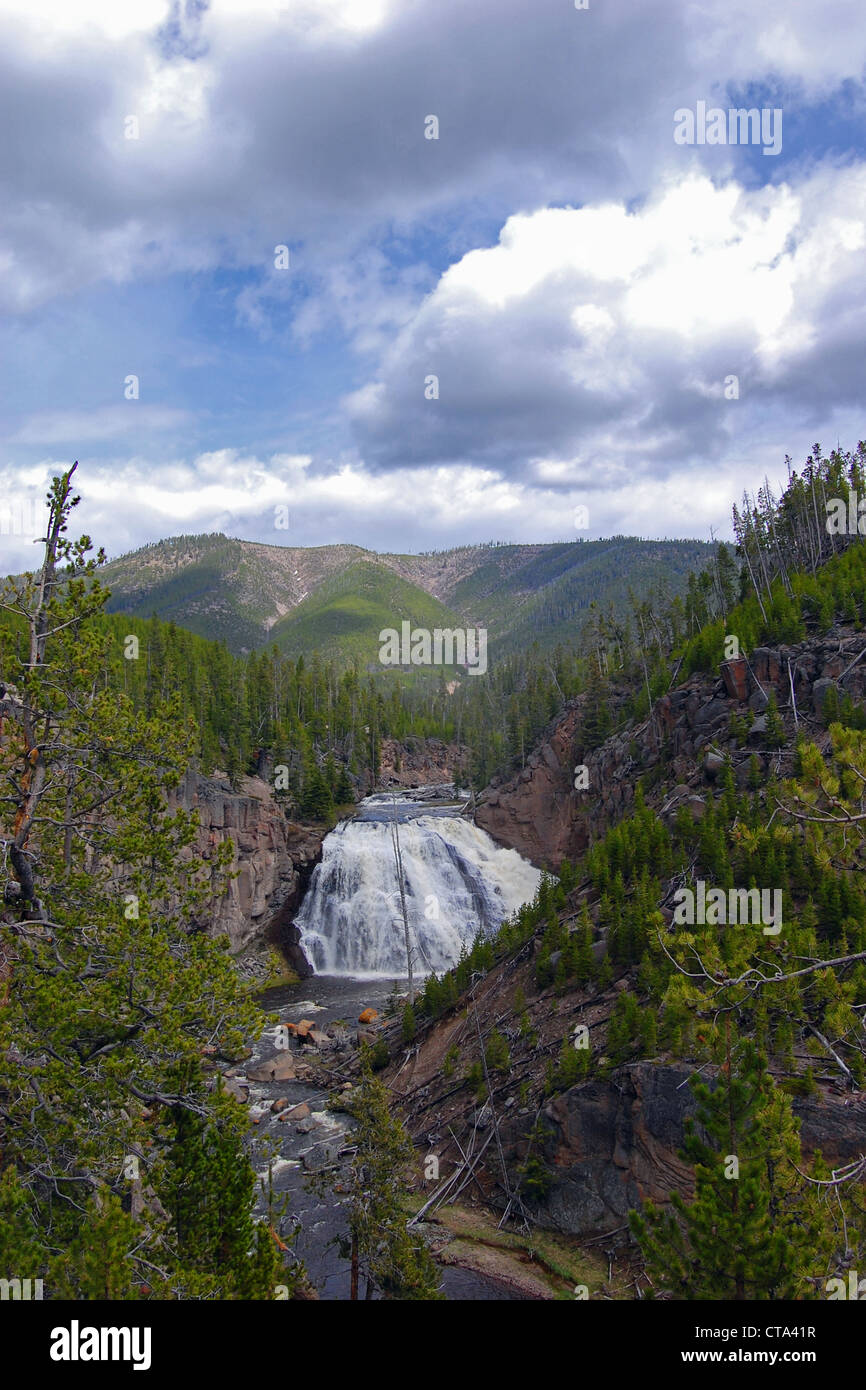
[503,1062,866,1238]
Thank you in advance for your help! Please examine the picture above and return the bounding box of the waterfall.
[295,793,542,977]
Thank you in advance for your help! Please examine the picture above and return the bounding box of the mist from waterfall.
[295,793,543,977]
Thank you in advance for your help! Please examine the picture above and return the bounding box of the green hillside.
[267,559,465,669]
[101,533,369,653]
[449,537,714,657]
[102,534,266,651]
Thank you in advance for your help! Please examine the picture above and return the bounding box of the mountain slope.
[99,532,714,662]
[267,559,465,668]
[448,538,712,658]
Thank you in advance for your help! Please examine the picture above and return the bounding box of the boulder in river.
[280,1102,310,1121]
[302,1138,343,1171]
[246,1054,296,1082]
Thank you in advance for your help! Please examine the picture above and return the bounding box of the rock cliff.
[476,625,866,870]
[378,737,468,789]
[173,770,324,960]
[508,1062,866,1236]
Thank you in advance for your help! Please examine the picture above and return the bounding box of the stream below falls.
[240,788,544,1299]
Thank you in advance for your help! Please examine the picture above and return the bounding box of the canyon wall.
[476,626,866,870]
[174,771,324,960]
[401,627,866,1238]
[378,736,468,789]
[505,1062,866,1236]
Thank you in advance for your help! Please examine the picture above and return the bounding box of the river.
[243,787,543,1300]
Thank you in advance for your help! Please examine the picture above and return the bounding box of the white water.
[295,794,542,977]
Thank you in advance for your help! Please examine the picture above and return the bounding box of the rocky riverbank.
[225,975,525,1298]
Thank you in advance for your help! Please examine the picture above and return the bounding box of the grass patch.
[409,1197,629,1299]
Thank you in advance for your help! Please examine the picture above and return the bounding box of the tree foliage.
[0,466,291,1298]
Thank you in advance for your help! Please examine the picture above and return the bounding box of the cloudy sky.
[1,0,865,567]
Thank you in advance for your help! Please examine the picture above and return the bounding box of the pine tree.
[629,1037,834,1299]
[577,656,612,756]
[334,762,355,805]
[301,758,333,819]
[324,752,338,795]
[401,1002,416,1044]
[765,688,786,748]
[574,906,595,984]
[155,1082,286,1299]
[313,1065,443,1300]
[0,466,294,1298]
[51,1191,147,1301]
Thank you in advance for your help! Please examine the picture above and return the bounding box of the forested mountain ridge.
[99,531,713,662]
[1,530,714,808]
[101,533,370,653]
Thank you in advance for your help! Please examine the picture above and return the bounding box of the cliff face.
[475,706,584,868]
[174,771,324,958]
[377,737,468,789]
[476,626,866,870]
[511,1063,866,1236]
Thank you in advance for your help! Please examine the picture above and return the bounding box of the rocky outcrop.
[475,707,583,868]
[476,626,866,871]
[378,737,468,789]
[173,770,324,956]
[502,1063,866,1237]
